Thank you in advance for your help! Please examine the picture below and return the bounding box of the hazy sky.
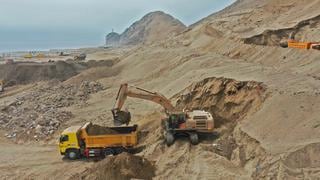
[0,0,235,52]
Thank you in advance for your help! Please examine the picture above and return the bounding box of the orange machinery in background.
[287,39,320,50]
[281,32,320,50]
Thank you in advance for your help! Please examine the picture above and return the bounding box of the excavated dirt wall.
[243,14,320,46]
[172,78,320,179]
[174,77,267,130]
[170,77,269,178]
[0,60,116,86]
[0,61,81,86]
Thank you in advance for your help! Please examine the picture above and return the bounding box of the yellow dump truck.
[59,122,138,160]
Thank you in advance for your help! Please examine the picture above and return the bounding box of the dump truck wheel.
[166,132,175,146]
[189,133,199,145]
[67,149,79,160]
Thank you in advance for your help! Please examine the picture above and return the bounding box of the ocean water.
[0,41,99,53]
[0,29,105,53]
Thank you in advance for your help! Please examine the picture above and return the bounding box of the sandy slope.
[1,0,320,179]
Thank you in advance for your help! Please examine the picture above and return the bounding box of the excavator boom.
[112,83,175,126]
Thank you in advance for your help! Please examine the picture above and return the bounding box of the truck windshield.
[59,135,69,143]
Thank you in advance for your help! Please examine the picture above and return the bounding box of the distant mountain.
[106,11,186,46]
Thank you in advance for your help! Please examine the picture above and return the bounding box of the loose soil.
[71,153,156,180]
[86,124,118,135]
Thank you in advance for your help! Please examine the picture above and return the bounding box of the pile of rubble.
[0,81,104,141]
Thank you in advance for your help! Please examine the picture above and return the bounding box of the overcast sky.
[0,0,235,52]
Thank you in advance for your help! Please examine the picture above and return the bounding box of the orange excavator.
[111,83,214,146]
[280,32,320,50]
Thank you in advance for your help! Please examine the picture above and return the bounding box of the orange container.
[288,42,312,49]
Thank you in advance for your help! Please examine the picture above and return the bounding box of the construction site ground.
[1,0,320,179]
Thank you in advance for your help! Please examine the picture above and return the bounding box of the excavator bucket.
[112,109,131,126]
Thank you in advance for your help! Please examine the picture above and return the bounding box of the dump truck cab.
[59,126,81,157]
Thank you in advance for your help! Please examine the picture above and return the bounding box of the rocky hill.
[105,11,186,46]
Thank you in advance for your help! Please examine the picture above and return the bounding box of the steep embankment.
[0,60,116,86]
[193,0,320,39]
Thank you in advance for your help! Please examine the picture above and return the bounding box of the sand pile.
[86,124,118,135]
[73,153,155,180]
[174,77,267,129]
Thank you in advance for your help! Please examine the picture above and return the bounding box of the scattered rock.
[0,81,104,141]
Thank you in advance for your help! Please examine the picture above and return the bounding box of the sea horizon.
[0,41,103,54]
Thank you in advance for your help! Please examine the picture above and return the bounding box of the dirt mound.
[74,153,155,180]
[174,77,267,129]
[86,124,118,135]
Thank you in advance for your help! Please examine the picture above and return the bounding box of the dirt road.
[0,134,92,180]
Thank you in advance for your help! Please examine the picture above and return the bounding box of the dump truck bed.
[80,122,138,148]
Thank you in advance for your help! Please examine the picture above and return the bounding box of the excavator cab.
[167,113,186,129]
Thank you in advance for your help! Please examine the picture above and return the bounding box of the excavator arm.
[112,83,175,126]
